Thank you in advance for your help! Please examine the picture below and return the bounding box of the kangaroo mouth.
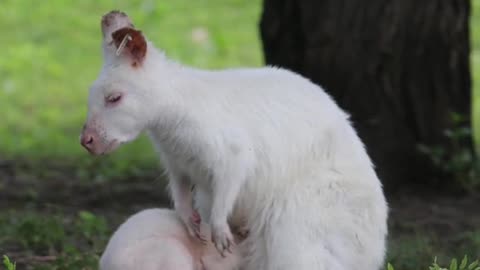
[100,139,121,155]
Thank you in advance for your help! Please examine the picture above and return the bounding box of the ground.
[1,161,480,270]
[1,0,480,269]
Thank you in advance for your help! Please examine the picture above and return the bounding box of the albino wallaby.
[81,11,388,270]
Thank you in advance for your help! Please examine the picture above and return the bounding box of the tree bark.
[260,0,472,192]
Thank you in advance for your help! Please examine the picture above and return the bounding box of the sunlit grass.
[0,0,262,174]
[472,0,480,150]
[0,0,479,173]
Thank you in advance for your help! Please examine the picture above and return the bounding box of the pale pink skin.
[99,209,243,270]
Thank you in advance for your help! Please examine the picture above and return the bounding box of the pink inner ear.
[111,27,147,67]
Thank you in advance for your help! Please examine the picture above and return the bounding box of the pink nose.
[80,130,97,152]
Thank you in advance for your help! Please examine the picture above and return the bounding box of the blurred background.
[0,0,479,269]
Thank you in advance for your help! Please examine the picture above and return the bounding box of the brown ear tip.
[103,10,128,18]
[101,10,130,27]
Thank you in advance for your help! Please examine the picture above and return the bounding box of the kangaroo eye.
[105,93,122,105]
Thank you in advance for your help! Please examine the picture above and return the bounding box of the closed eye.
[105,93,122,106]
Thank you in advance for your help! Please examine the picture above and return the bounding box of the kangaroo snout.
[79,124,121,155]
[80,128,98,154]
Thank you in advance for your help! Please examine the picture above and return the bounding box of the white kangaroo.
[80,10,388,270]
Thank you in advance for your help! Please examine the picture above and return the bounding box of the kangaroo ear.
[100,11,146,67]
[111,27,147,67]
[101,10,133,39]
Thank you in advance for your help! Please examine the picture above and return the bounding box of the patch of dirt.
[0,159,170,213]
[2,159,480,230]
[1,159,479,267]
[388,192,480,235]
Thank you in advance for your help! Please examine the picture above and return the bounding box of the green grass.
[388,256,480,270]
[387,232,480,269]
[1,208,479,269]
[472,0,480,148]
[0,0,479,176]
[0,0,262,176]
[1,210,107,269]
[3,255,16,270]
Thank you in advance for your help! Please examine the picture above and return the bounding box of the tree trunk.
[259,0,472,192]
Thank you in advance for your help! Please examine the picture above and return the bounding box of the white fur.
[100,208,241,270]
[85,12,388,270]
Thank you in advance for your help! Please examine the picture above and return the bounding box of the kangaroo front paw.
[211,223,235,257]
